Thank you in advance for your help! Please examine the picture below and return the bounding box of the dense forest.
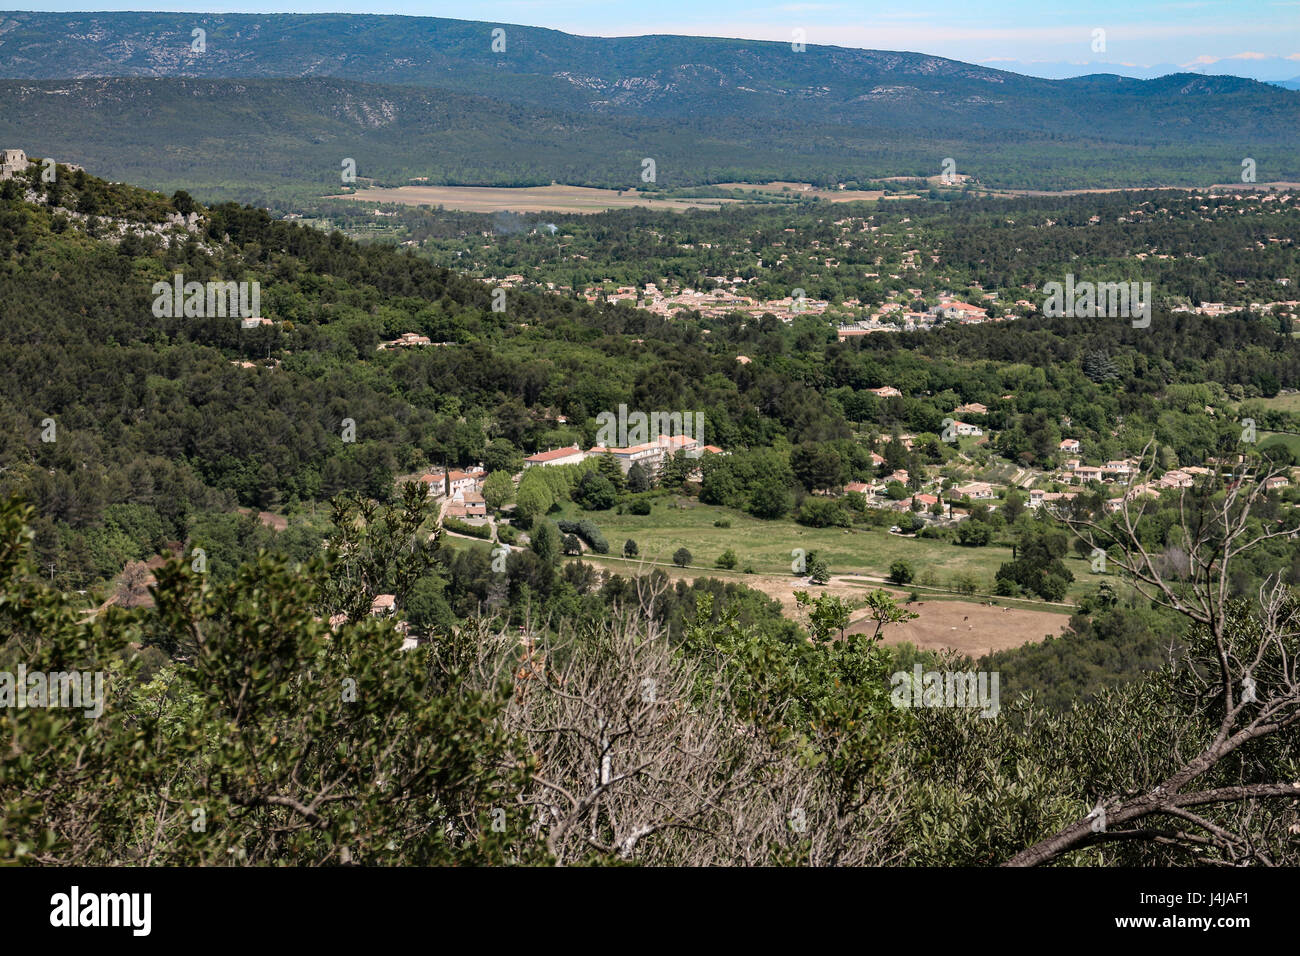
[3,165,1300,866]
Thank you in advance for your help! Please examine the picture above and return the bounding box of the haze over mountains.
[0,11,1297,201]
[982,55,1300,87]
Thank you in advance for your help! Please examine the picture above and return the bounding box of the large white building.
[523,445,588,468]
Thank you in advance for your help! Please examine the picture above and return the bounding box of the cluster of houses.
[1102,470,1290,513]
[1056,455,1139,484]
[576,278,1015,332]
[1171,297,1297,317]
[524,433,724,479]
[376,333,458,350]
[837,296,1004,340]
[416,468,488,520]
[583,281,833,320]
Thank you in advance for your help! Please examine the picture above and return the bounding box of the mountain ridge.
[0,12,1296,198]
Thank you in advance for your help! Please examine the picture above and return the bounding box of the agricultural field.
[330,184,737,213]
[561,559,1070,653]
[711,181,891,202]
[1255,390,1300,414]
[546,496,1102,603]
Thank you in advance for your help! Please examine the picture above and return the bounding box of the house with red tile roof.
[523,445,587,468]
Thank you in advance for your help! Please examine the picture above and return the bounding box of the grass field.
[1252,391,1300,414]
[547,496,1100,602]
[436,498,1086,653]
[330,184,736,213]
[1258,430,1300,458]
[711,181,888,202]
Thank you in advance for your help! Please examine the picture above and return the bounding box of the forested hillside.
[4,160,1300,867]
[1,12,1298,197]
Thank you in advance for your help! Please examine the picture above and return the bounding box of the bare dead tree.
[456,576,905,865]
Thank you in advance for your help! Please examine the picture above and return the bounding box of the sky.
[13,1,1300,79]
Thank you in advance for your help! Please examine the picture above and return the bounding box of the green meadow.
[518,496,1101,602]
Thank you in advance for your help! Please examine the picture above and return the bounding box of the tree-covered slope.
[0,13,1297,196]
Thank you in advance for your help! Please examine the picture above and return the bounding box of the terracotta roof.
[524,445,584,463]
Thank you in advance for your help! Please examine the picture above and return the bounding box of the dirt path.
[589,560,1069,654]
[434,542,1071,655]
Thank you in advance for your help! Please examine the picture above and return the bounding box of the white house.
[523,445,587,468]
[956,481,994,499]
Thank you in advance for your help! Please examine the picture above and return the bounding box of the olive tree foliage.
[0,494,542,866]
[318,481,440,626]
[0,492,923,866]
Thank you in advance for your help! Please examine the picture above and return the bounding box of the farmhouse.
[378,332,432,349]
[589,442,664,476]
[446,491,487,519]
[932,300,988,322]
[955,481,994,499]
[524,445,587,468]
[418,469,484,497]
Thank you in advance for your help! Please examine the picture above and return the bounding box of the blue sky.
[15,1,1300,77]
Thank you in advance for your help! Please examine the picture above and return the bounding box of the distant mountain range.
[980,56,1300,87]
[0,11,1296,201]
